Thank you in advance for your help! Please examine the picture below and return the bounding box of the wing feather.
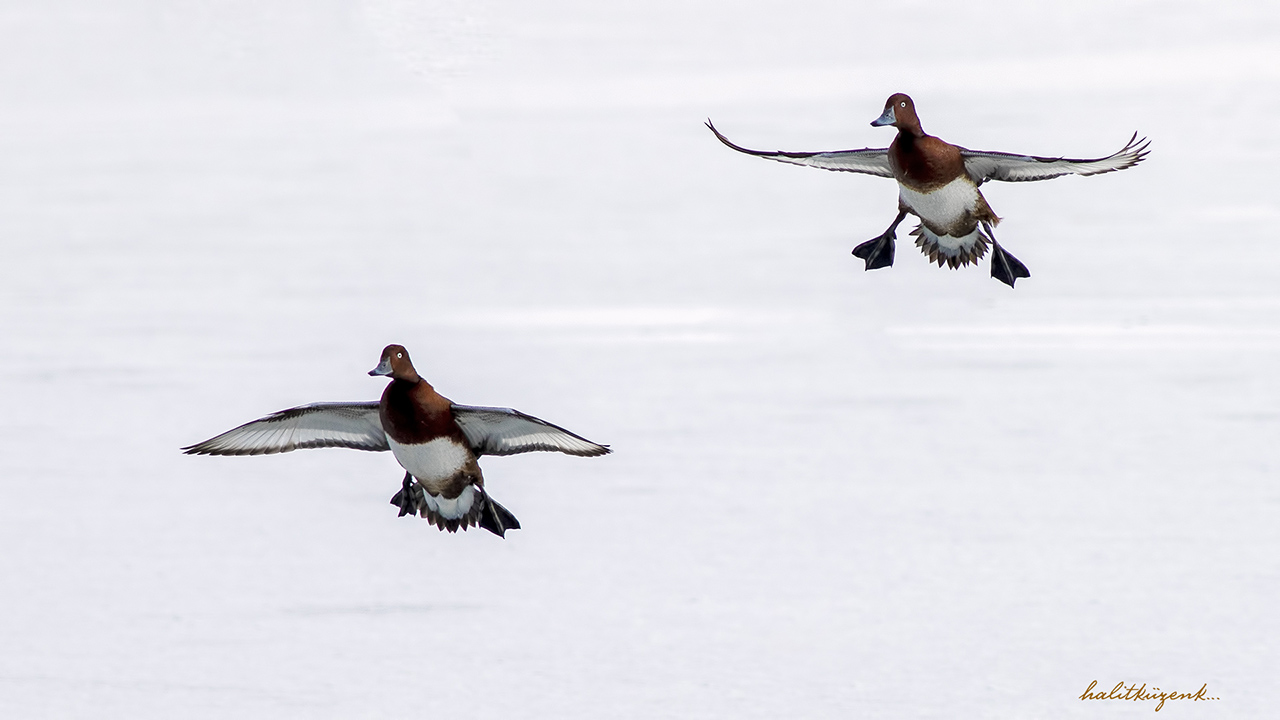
[961,133,1151,184]
[706,120,893,177]
[451,404,611,457]
[183,402,388,456]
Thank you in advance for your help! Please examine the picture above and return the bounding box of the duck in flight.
[707,93,1149,287]
[184,345,611,537]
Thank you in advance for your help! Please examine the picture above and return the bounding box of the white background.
[1,1,1276,717]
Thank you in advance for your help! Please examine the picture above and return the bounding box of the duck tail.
[393,479,491,534]
[911,223,991,269]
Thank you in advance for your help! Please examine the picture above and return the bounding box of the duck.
[183,345,611,537]
[707,93,1150,287]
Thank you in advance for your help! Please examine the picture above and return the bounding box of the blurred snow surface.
[1,1,1277,718]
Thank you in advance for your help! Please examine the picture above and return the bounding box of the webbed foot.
[478,495,521,538]
[390,473,418,517]
[852,232,896,270]
[990,242,1030,288]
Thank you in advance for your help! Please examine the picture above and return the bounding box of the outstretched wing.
[183,402,388,456]
[960,132,1150,185]
[451,404,611,457]
[706,120,893,177]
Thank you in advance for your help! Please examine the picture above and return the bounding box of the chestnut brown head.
[368,344,421,383]
[870,93,922,135]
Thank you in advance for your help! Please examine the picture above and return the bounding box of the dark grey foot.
[390,473,417,517]
[852,233,896,270]
[478,495,521,538]
[990,243,1030,288]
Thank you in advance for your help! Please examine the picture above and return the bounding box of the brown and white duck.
[183,345,611,537]
[707,93,1150,287]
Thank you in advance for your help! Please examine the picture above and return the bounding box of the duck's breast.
[388,436,475,484]
[899,176,984,235]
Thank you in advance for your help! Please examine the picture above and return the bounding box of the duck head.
[871,93,922,135]
[369,344,422,383]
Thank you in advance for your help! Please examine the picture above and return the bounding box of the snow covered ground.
[1,1,1277,717]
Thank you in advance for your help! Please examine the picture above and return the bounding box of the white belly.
[898,176,980,230]
[387,436,472,483]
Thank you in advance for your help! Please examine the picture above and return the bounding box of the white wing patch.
[183,402,388,456]
[707,121,893,178]
[451,404,611,457]
[961,133,1150,184]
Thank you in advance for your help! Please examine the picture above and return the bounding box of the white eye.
[900,101,906,107]
[396,353,403,358]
